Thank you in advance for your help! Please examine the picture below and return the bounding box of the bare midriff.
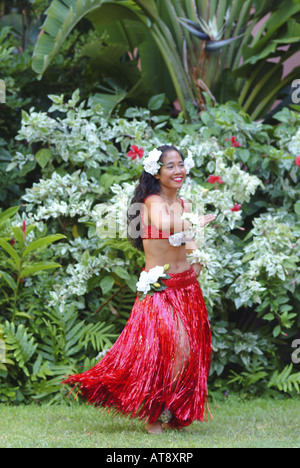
[143,238,190,274]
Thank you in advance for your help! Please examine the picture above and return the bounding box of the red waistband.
[142,266,198,289]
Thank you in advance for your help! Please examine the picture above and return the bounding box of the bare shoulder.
[144,194,163,208]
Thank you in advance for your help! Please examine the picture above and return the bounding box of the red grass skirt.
[63,266,212,428]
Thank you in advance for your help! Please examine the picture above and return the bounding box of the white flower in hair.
[184,150,195,174]
[143,148,162,176]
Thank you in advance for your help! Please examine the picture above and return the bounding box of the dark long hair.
[127,145,184,251]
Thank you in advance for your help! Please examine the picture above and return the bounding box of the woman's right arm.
[144,196,192,234]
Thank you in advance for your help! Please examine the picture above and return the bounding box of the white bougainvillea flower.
[288,128,300,156]
[184,150,195,174]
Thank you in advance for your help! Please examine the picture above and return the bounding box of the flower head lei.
[143,148,195,176]
[143,148,163,176]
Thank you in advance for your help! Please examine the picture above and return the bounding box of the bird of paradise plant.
[31,0,300,120]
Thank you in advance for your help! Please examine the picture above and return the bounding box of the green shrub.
[0,205,116,403]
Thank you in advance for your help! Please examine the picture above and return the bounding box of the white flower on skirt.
[136,265,171,299]
[147,265,165,283]
[136,271,152,294]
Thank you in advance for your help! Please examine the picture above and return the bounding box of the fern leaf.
[268,364,300,394]
[4,321,37,376]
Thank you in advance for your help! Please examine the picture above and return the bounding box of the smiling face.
[154,149,186,189]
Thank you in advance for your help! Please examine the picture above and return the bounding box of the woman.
[63,145,216,434]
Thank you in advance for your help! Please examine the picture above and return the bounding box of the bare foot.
[145,421,163,434]
[162,423,187,431]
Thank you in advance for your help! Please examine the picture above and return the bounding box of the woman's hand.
[199,214,217,227]
[192,263,203,277]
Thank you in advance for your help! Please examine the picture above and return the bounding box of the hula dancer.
[63,145,216,434]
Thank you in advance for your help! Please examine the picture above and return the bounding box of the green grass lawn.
[0,396,299,448]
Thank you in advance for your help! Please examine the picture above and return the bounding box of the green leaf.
[10,227,24,245]
[32,0,104,74]
[89,92,127,118]
[0,206,19,227]
[239,149,250,164]
[273,19,300,44]
[242,251,256,263]
[0,270,17,291]
[268,364,300,394]
[127,275,138,293]
[294,201,300,217]
[100,276,115,295]
[15,312,34,320]
[280,305,294,313]
[263,313,275,322]
[273,325,281,338]
[35,148,52,168]
[148,93,165,111]
[4,322,37,376]
[113,266,131,280]
[23,234,66,257]
[134,0,159,22]
[0,239,21,267]
[20,262,62,278]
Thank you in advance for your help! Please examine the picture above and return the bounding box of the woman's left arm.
[182,200,204,277]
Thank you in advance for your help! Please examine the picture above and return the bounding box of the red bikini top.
[141,194,186,239]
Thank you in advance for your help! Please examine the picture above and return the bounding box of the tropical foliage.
[0,89,299,402]
[32,0,300,119]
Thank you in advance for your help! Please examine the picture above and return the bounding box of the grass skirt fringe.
[63,266,212,428]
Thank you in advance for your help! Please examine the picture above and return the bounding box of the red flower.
[208,175,224,184]
[127,145,144,160]
[226,136,242,148]
[10,238,16,246]
[22,220,26,240]
[295,155,300,167]
[231,203,242,212]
